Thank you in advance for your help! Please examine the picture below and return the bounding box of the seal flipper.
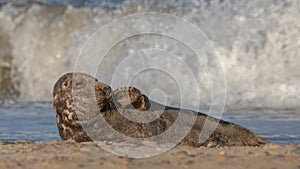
[113,87,151,111]
[181,116,269,147]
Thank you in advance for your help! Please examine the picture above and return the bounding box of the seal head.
[53,72,112,142]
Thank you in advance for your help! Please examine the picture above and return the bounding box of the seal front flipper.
[113,87,151,111]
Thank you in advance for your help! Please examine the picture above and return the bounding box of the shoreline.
[0,140,299,169]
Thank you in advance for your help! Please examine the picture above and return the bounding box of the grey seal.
[53,72,268,147]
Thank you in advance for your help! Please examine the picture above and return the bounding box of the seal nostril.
[104,87,112,94]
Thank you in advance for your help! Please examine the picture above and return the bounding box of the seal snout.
[103,86,113,101]
[95,82,112,100]
[103,86,112,96]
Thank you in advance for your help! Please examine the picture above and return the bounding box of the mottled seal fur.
[53,73,268,147]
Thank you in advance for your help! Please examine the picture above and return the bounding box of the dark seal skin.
[53,72,268,147]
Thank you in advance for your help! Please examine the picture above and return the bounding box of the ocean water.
[0,102,59,142]
[0,1,299,145]
[0,102,299,145]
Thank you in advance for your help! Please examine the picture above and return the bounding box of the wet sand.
[0,140,299,169]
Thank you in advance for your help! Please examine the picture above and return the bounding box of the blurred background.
[0,0,299,111]
[0,0,299,143]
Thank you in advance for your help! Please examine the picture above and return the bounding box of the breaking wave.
[0,0,299,111]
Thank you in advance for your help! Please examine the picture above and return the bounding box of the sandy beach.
[0,140,299,169]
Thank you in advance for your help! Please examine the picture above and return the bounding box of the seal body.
[53,73,268,146]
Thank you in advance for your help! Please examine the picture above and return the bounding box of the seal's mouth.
[95,82,113,110]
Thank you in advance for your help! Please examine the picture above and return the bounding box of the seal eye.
[73,79,86,89]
